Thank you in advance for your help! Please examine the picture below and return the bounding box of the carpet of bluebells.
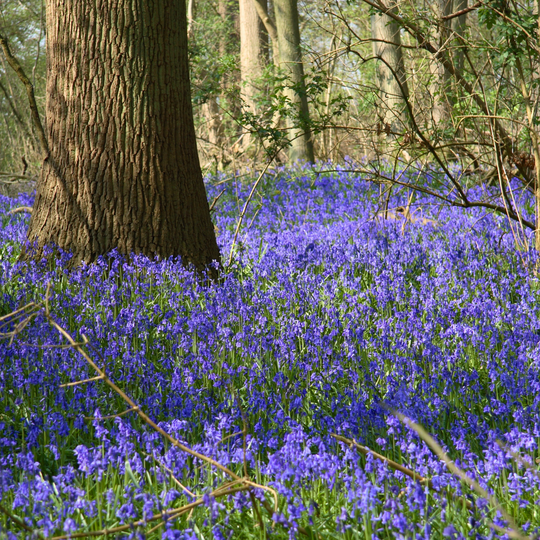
[1,163,540,539]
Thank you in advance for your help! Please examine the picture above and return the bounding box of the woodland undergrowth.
[1,162,540,539]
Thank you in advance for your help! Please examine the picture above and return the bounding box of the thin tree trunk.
[451,0,467,76]
[240,0,268,149]
[430,0,453,129]
[274,0,314,163]
[218,0,241,163]
[251,0,279,64]
[187,0,195,39]
[371,3,409,136]
[202,96,225,166]
[27,0,221,274]
[0,80,33,140]
[322,31,338,160]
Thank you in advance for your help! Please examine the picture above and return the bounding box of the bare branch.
[250,0,279,61]
[0,33,49,159]
[84,406,139,421]
[7,206,32,215]
[228,157,276,266]
[332,433,433,487]
[209,188,226,212]
[360,0,523,171]
[442,2,481,21]
[60,374,105,388]
[0,504,38,535]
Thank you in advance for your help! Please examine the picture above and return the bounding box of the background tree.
[451,0,468,76]
[239,0,268,152]
[370,1,409,138]
[0,0,45,189]
[274,0,315,163]
[429,0,453,130]
[3,0,540,248]
[26,0,221,273]
[188,0,242,170]
[251,0,280,65]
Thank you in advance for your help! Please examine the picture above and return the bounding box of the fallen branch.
[331,433,433,488]
[2,298,286,537]
[0,503,38,536]
[390,410,529,539]
[50,483,250,540]
[7,206,33,215]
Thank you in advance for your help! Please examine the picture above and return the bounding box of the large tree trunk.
[240,0,268,149]
[371,3,409,135]
[274,0,314,163]
[26,0,221,274]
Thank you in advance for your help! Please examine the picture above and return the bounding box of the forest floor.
[1,163,539,539]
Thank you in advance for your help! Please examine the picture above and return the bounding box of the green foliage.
[237,69,351,158]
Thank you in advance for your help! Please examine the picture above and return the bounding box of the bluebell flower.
[63,517,77,533]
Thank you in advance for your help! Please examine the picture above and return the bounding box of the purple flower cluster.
[1,163,539,538]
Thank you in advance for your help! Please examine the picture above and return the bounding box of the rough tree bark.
[371,3,409,135]
[26,0,221,274]
[274,0,314,163]
[240,0,268,149]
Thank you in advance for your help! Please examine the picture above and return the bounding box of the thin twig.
[0,311,36,336]
[0,504,38,535]
[45,281,52,317]
[332,434,433,487]
[49,484,250,540]
[9,312,38,345]
[390,410,529,539]
[441,1,481,20]
[332,433,474,510]
[60,375,105,388]
[209,188,226,212]
[7,206,33,215]
[144,452,197,498]
[45,325,243,481]
[495,441,540,479]
[217,430,244,446]
[0,302,37,323]
[85,406,139,421]
[228,159,275,267]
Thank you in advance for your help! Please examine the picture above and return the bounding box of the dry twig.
[1,299,289,537]
[390,410,529,540]
[7,206,33,215]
